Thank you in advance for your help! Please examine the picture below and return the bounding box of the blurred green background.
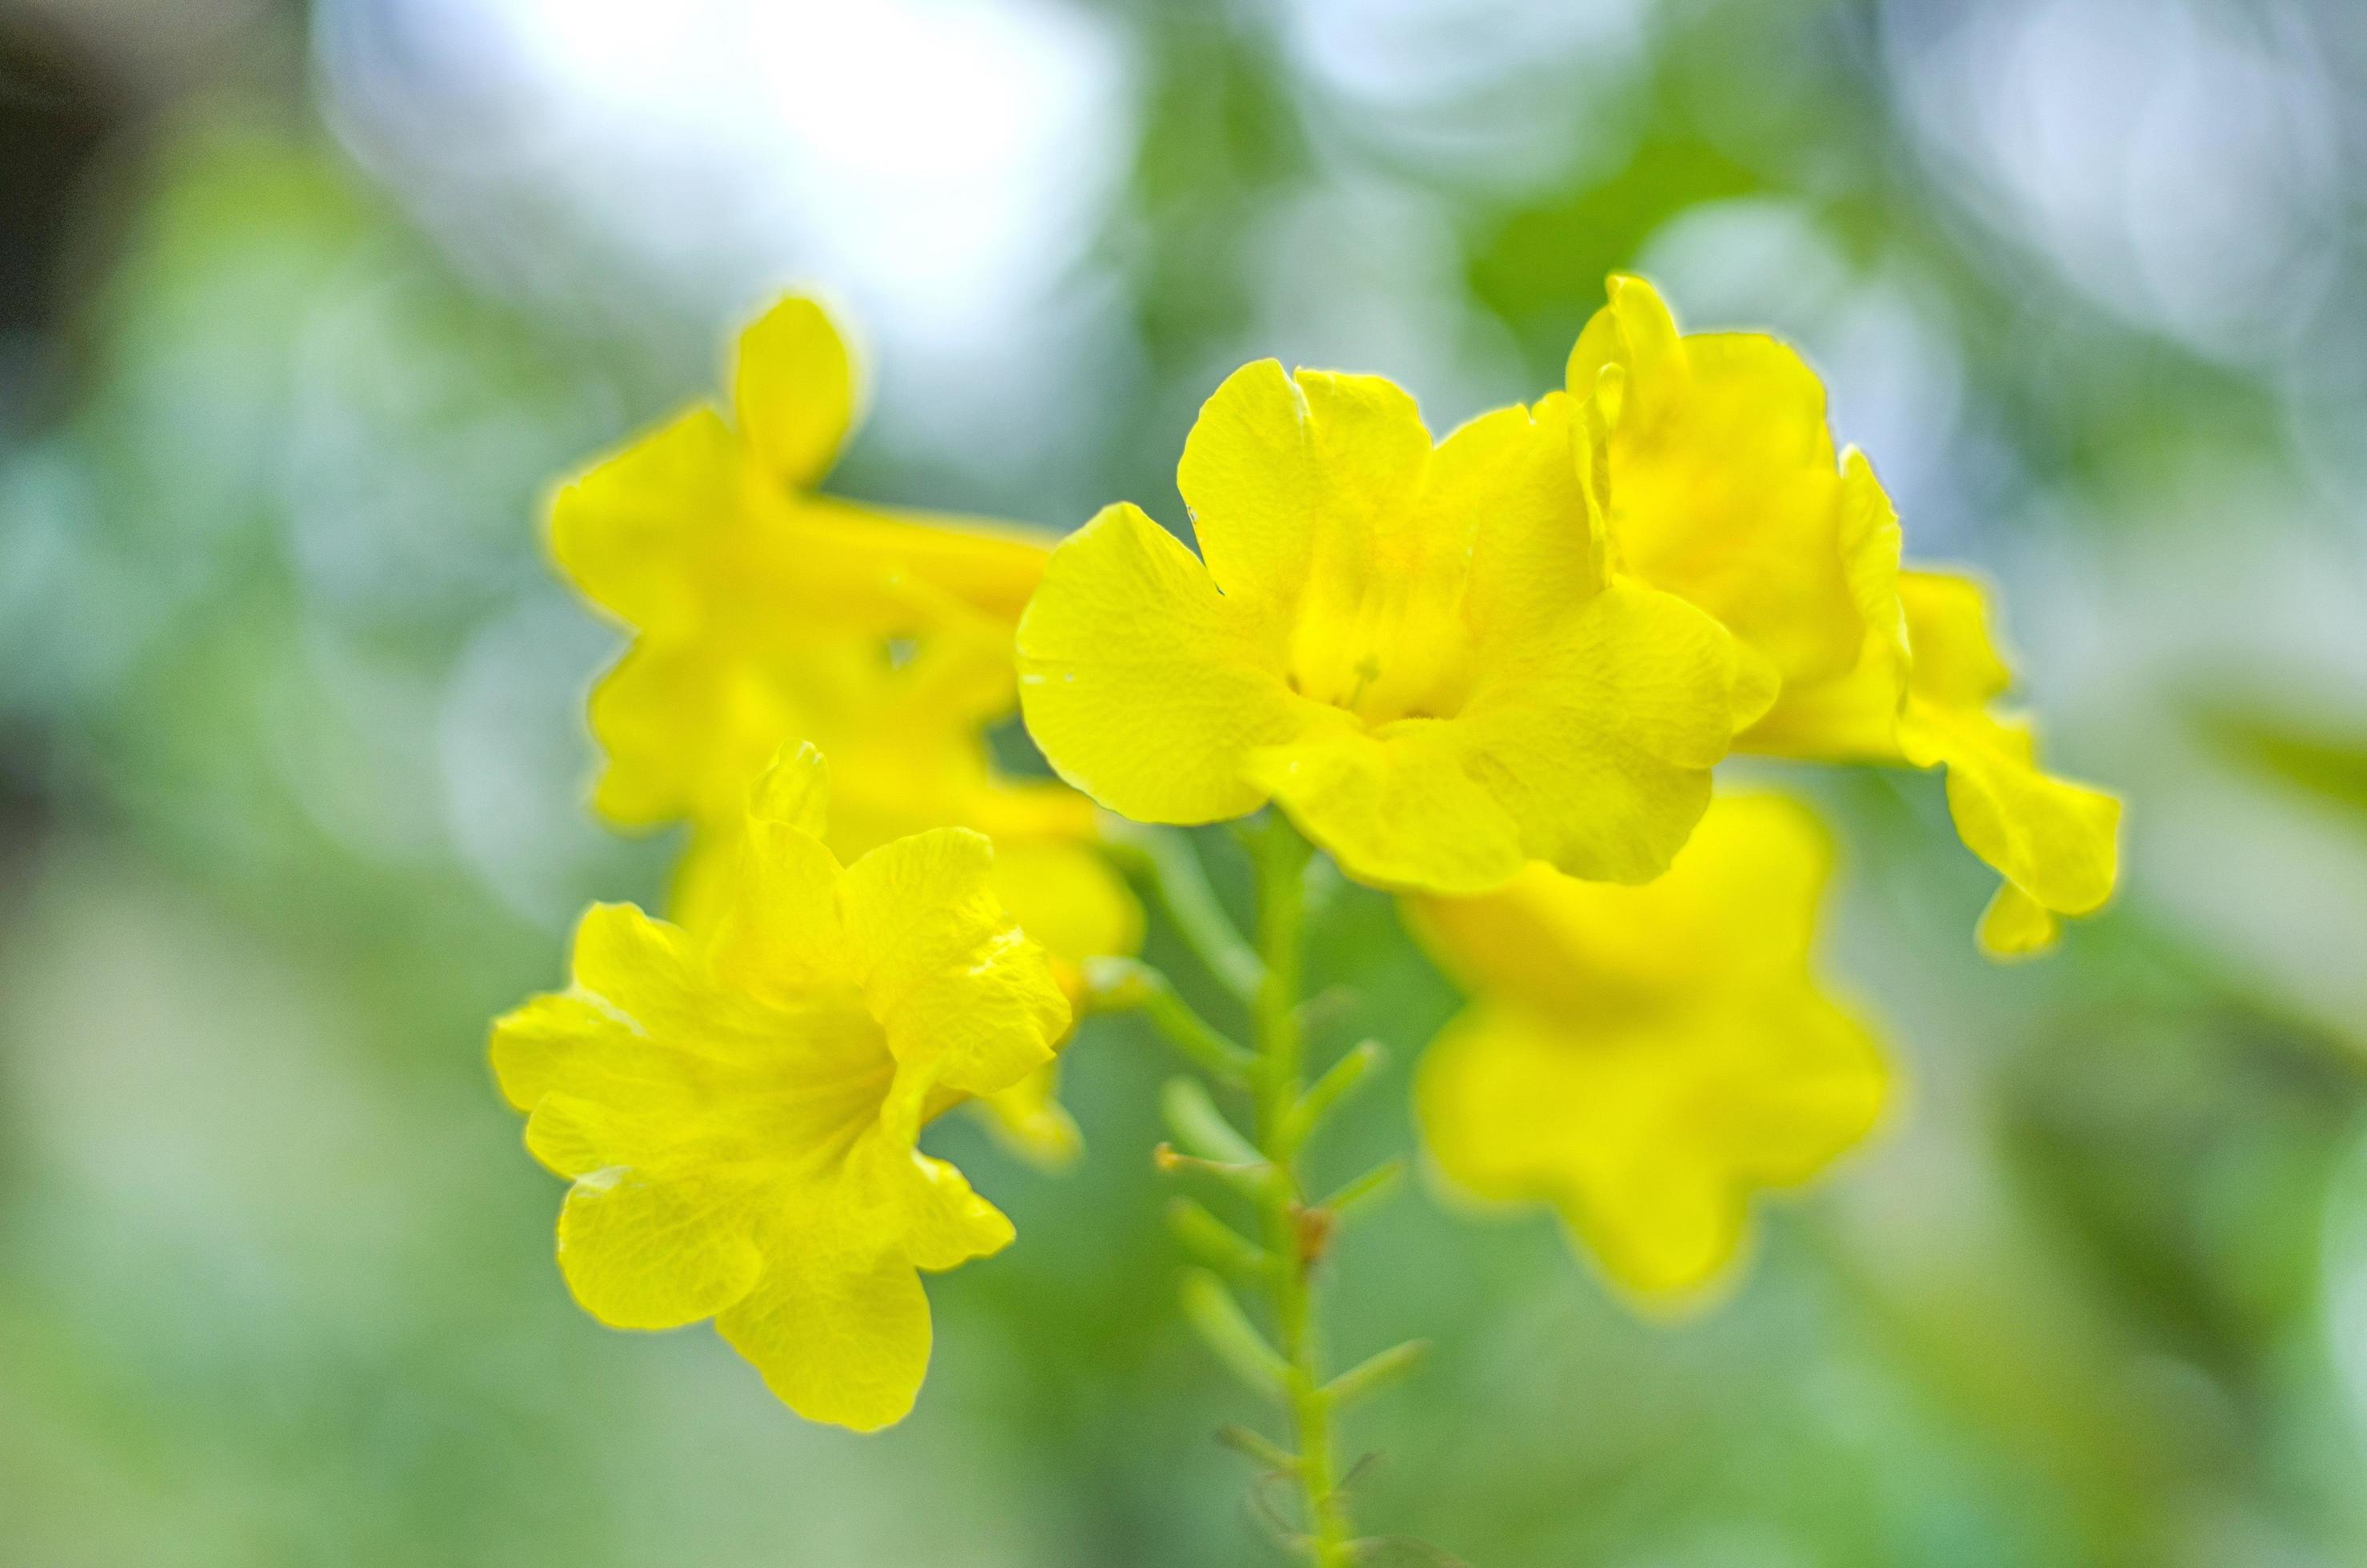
[6,1,2367,1563]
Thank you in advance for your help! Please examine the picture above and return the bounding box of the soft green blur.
[6,2,2367,1564]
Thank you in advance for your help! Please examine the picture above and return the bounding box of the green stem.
[1249,814,1355,1566]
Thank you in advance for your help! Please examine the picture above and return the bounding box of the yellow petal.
[1566,272,1685,426]
[971,1062,1084,1170]
[969,778,1102,844]
[749,740,831,836]
[565,902,718,1041]
[1447,581,1771,887]
[1905,702,2121,919]
[783,631,1017,861]
[511,910,890,1178]
[1894,570,2121,921]
[1740,448,1913,759]
[1184,363,1577,728]
[587,637,846,829]
[497,987,778,1215]
[1173,358,1318,607]
[785,494,1054,630]
[962,841,1136,1172]
[596,607,1016,842]
[1977,881,2061,958]
[490,991,614,1122]
[666,825,738,939]
[1263,373,1479,718]
[584,642,711,829]
[990,838,1143,969]
[549,406,746,640]
[1244,721,1528,894]
[1408,794,1833,1015]
[1415,984,1885,1303]
[1899,570,2012,710]
[707,818,846,1001]
[733,294,856,488]
[1017,502,1321,824]
[716,1234,933,1432]
[1441,394,1606,654]
[882,1142,1019,1270]
[1177,360,1433,618]
[556,1164,765,1330]
[837,828,1070,1098]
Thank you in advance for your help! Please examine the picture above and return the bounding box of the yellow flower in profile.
[1409,793,1888,1301]
[490,747,1070,1431]
[550,290,1054,839]
[1568,274,2121,953]
[546,292,1141,1159]
[1016,363,1777,894]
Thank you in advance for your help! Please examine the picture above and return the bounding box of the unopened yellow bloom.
[491,747,1070,1430]
[1017,362,1777,894]
[547,293,1140,1158]
[1409,794,1887,1301]
[1569,274,2120,953]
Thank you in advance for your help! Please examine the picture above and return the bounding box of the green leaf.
[1162,1077,1264,1168]
[1180,1270,1288,1396]
[1281,1039,1383,1150]
[1168,1197,1273,1276]
[1322,1340,1429,1408]
[1090,958,1255,1084]
[1317,1159,1406,1221]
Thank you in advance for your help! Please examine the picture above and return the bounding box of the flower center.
[1274,495,1485,726]
[760,993,900,1177]
[1288,617,1477,726]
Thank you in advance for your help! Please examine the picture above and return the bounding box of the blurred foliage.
[6,2,2367,1565]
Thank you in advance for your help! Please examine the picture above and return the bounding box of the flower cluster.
[498,278,2121,1453]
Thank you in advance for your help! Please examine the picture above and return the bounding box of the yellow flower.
[549,292,1054,838]
[1016,362,1777,894]
[546,292,1142,1158]
[490,746,1070,1430]
[1569,274,2121,953]
[1409,793,1888,1302]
